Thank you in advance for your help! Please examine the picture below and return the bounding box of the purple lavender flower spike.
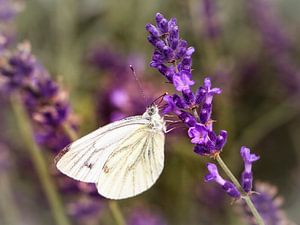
[205,163,241,199]
[147,13,227,157]
[240,146,260,193]
[147,13,195,86]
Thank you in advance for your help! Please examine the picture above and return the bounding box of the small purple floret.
[240,146,260,192]
[205,163,241,199]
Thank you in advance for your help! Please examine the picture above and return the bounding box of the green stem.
[108,201,126,225]
[11,96,71,225]
[215,154,265,225]
[0,173,21,225]
[63,123,126,225]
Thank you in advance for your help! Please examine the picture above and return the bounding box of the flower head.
[146,13,195,85]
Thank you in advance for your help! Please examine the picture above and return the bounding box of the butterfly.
[55,104,166,200]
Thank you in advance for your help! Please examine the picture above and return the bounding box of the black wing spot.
[84,162,93,169]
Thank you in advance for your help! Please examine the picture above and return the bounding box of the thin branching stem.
[215,154,265,225]
[191,106,265,225]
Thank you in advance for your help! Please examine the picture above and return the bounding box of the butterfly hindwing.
[96,127,165,199]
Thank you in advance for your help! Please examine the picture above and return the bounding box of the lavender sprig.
[147,13,265,225]
[0,43,106,223]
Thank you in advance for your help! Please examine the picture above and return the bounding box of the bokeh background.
[0,0,300,224]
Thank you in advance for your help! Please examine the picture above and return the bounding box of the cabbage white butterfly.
[55,105,166,200]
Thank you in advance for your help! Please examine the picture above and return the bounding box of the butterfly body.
[55,105,165,199]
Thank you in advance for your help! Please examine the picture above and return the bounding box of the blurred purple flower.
[67,198,104,221]
[240,146,260,192]
[127,207,167,225]
[240,182,295,225]
[205,163,241,198]
[89,47,160,124]
[196,182,226,211]
[0,43,77,152]
[88,47,127,74]
[0,0,21,54]
[0,0,20,21]
[201,0,221,39]
[247,0,300,91]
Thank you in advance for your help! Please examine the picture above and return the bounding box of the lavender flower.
[240,182,295,225]
[146,13,227,157]
[205,163,241,198]
[0,43,76,151]
[240,146,260,193]
[146,13,241,200]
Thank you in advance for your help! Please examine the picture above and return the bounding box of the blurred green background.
[1,0,300,224]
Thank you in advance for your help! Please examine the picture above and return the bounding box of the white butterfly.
[55,105,166,200]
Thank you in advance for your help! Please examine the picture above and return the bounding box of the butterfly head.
[143,105,166,132]
[146,105,159,116]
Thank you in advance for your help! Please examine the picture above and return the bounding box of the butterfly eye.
[148,107,155,115]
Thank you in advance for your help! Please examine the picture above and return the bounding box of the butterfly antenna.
[152,92,168,106]
[130,65,148,105]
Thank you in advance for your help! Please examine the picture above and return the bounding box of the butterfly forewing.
[55,116,149,183]
[97,128,165,199]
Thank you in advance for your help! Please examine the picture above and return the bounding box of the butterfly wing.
[55,116,149,183]
[96,127,165,200]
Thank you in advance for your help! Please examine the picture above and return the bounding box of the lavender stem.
[0,173,21,225]
[215,154,265,225]
[108,201,126,225]
[11,95,71,225]
[63,123,126,225]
